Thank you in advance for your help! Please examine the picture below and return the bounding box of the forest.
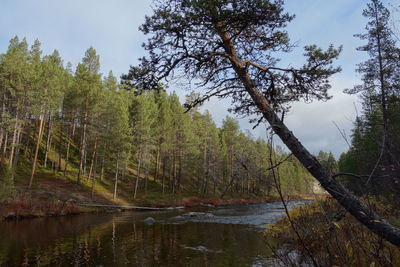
[0,37,321,204]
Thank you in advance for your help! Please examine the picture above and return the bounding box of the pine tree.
[131,91,157,198]
[220,116,239,198]
[124,0,400,246]
[74,47,102,184]
[0,37,30,174]
[343,0,400,195]
[153,90,173,194]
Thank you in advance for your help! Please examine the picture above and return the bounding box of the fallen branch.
[77,203,185,211]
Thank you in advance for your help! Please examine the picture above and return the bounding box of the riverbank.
[0,200,89,220]
[265,197,400,266]
[0,191,318,221]
[1,167,319,221]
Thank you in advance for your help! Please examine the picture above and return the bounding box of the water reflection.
[0,201,307,267]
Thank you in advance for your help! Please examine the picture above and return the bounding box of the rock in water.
[183,212,205,217]
[204,213,214,218]
[171,215,185,221]
[144,217,156,225]
[182,212,214,218]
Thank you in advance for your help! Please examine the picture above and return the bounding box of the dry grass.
[0,200,85,220]
[266,198,400,266]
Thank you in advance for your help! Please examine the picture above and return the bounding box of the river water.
[0,200,309,267]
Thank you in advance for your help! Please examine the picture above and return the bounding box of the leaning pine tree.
[122,0,400,247]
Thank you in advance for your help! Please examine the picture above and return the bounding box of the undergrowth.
[0,162,17,201]
[266,198,400,266]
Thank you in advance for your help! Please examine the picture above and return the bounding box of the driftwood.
[77,203,185,211]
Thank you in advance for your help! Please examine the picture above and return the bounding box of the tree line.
[0,37,316,200]
[338,0,400,203]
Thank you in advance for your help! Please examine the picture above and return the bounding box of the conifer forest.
[0,38,316,200]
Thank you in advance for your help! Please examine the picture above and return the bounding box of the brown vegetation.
[0,200,84,220]
[266,198,400,266]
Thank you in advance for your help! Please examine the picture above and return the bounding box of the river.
[0,200,309,266]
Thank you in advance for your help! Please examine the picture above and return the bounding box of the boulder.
[144,217,156,225]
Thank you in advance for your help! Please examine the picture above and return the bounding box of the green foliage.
[340,0,400,199]
[0,163,16,201]
[123,0,341,117]
[0,36,316,203]
[316,150,338,174]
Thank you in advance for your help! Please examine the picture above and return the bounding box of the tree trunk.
[221,172,236,199]
[247,171,250,195]
[9,112,19,166]
[154,148,160,182]
[77,112,88,184]
[213,169,217,196]
[217,26,400,246]
[0,130,4,162]
[229,150,234,196]
[0,92,5,157]
[162,156,166,195]
[203,146,209,195]
[134,147,142,199]
[23,120,31,158]
[91,141,98,199]
[44,114,52,168]
[177,150,182,192]
[144,160,149,195]
[0,132,3,158]
[58,115,63,172]
[2,131,8,160]
[29,113,45,188]
[11,121,23,170]
[374,3,388,135]
[143,145,149,195]
[172,152,176,194]
[88,137,98,182]
[201,145,207,193]
[0,130,4,159]
[100,150,106,182]
[113,155,119,200]
[64,116,76,177]
[83,143,88,176]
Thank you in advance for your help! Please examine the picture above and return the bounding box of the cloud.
[0,0,371,158]
[284,77,360,158]
[196,80,359,159]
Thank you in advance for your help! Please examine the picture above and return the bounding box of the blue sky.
[0,0,394,158]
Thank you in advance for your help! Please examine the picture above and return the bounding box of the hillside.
[0,37,324,219]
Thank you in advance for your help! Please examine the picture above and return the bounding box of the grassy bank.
[0,186,313,221]
[0,164,316,221]
[0,200,89,220]
[0,152,320,220]
[265,198,400,266]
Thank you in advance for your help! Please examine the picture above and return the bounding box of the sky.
[0,0,394,158]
